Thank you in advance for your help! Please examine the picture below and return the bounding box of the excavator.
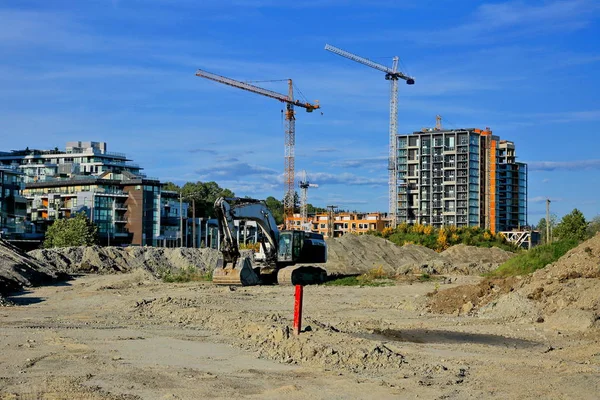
[213,197,328,286]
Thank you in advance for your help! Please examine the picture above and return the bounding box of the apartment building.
[288,211,387,238]
[0,141,143,183]
[396,128,527,233]
[0,167,27,238]
[23,172,165,245]
[160,190,189,247]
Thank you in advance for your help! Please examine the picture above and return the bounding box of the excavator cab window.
[292,231,303,260]
[277,232,293,262]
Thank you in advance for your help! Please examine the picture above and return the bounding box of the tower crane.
[324,44,415,228]
[298,170,318,229]
[195,69,320,229]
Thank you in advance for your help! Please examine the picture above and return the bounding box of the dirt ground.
[1,272,599,399]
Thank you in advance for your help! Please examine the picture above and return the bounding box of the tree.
[554,208,587,242]
[44,212,98,248]
[163,181,235,219]
[587,215,600,237]
[307,203,327,214]
[265,196,284,225]
[162,181,180,192]
[536,214,557,243]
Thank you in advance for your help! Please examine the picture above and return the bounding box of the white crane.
[298,170,318,230]
[324,44,415,228]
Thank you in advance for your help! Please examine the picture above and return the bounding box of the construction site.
[0,35,597,400]
[0,231,599,399]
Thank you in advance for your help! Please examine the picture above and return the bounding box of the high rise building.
[396,128,526,233]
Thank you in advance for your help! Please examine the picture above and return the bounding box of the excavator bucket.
[277,265,327,286]
[212,256,261,286]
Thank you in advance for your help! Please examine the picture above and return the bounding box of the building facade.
[24,172,164,246]
[0,141,143,183]
[0,168,27,238]
[288,211,387,238]
[396,128,527,233]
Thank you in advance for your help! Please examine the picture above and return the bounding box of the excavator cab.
[277,231,327,264]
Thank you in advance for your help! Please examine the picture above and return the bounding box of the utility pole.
[192,199,196,248]
[179,191,183,248]
[326,205,337,239]
[546,198,551,244]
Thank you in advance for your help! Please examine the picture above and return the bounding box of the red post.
[293,284,303,335]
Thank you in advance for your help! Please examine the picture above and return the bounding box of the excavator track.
[276,265,327,286]
[212,257,261,286]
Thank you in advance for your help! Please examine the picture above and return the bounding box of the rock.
[461,301,474,315]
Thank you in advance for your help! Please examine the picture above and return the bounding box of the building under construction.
[396,127,527,233]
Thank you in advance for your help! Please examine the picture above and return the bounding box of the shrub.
[490,239,579,277]
[44,212,98,248]
[159,266,212,283]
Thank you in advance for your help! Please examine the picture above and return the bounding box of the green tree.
[587,215,600,237]
[44,212,98,248]
[162,181,180,192]
[265,196,284,225]
[554,208,587,241]
[307,203,327,214]
[536,214,557,244]
[163,181,235,219]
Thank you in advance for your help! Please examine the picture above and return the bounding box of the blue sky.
[1,0,599,224]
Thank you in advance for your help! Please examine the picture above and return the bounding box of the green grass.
[489,239,580,277]
[324,275,395,287]
[160,266,213,283]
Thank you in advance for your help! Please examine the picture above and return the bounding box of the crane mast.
[324,44,414,228]
[284,80,296,228]
[298,170,318,229]
[195,69,319,228]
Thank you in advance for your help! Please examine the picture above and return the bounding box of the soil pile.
[28,246,220,276]
[132,294,411,376]
[26,235,516,281]
[324,235,514,276]
[428,234,600,330]
[0,239,57,294]
[440,244,515,274]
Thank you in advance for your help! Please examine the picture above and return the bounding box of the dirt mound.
[0,239,57,294]
[440,244,515,274]
[324,235,513,276]
[28,245,221,277]
[133,294,409,375]
[428,235,600,330]
[428,277,523,315]
[323,235,445,276]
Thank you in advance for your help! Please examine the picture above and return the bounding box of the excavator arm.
[214,197,279,268]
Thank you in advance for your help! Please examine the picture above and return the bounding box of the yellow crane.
[195,69,320,228]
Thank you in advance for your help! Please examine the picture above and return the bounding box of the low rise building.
[289,211,387,238]
[24,172,163,246]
